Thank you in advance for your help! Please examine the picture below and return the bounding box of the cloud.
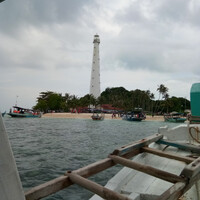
[1,0,200,111]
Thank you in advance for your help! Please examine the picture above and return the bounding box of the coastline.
[42,113,164,121]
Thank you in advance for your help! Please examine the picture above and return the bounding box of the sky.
[1,0,200,112]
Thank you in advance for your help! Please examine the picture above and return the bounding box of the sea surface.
[3,117,177,200]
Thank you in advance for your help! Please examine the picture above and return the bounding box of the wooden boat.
[164,112,187,123]
[90,121,200,200]
[7,106,41,118]
[91,113,105,120]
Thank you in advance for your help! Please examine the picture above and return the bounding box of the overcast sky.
[1,0,200,112]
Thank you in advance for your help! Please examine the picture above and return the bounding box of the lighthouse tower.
[90,34,101,98]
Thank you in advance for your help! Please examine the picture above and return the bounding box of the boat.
[91,112,105,120]
[89,122,200,200]
[164,112,187,123]
[7,106,41,118]
[122,109,146,121]
[2,83,200,200]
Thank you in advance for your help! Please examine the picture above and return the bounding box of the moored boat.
[91,113,105,120]
[122,109,146,121]
[164,112,187,123]
[8,106,41,118]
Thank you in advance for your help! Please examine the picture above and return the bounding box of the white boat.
[90,123,200,200]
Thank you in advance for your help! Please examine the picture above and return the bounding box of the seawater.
[4,117,177,200]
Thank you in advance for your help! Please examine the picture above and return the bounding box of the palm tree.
[67,95,79,112]
[154,84,169,114]
[157,84,168,99]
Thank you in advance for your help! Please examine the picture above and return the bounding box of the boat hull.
[8,113,41,118]
[122,116,145,121]
[91,113,105,121]
[91,117,104,120]
[164,117,186,123]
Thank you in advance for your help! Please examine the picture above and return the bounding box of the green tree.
[34,91,66,112]
[48,93,63,111]
[67,95,79,111]
[154,84,169,114]
[34,99,48,112]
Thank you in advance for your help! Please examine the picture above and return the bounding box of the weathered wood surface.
[25,158,114,200]
[109,155,185,183]
[25,133,200,200]
[157,182,186,200]
[189,115,200,124]
[66,172,131,200]
[156,139,200,154]
[112,133,163,156]
[142,147,195,164]
[25,135,158,200]
[181,157,200,178]
[25,150,141,200]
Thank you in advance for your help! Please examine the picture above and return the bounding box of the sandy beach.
[42,113,164,121]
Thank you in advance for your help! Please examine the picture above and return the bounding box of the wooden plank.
[189,115,200,124]
[66,172,131,200]
[26,135,180,200]
[157,182,186,200]
[25,149,141,200]
[25,158,113,200]
[156,139,200,154]
[109,155,185,183]
[112,134,163,156]
[160,173,200,200]
[25,176,69,200]
[142,147,195,164]
[181,157,200,178]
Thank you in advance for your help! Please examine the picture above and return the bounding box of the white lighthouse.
[90,34,101,99]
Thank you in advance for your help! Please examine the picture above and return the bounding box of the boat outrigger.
[8,106,41,118]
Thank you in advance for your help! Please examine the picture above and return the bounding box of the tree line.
[33,84,190,114]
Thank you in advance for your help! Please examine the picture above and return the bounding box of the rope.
[189,127,200,143]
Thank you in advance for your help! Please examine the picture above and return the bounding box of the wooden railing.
[25,133,200,200]
[188,115,200,124]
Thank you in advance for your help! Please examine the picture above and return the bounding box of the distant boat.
[91,113,104,120]
[8,106,41,118]
[164,112,187,123]
[122,109,146,122]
